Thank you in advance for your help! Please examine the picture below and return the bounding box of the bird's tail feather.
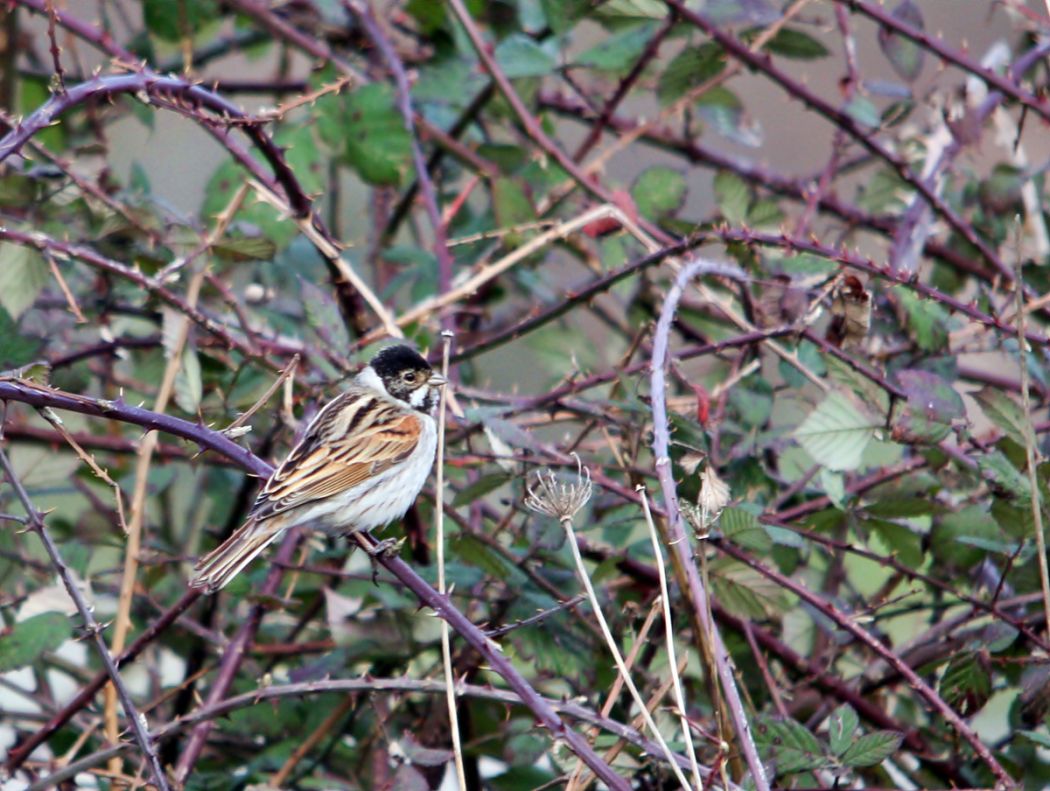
[191,518,284,593]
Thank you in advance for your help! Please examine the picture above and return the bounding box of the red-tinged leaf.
[890,369,965,445]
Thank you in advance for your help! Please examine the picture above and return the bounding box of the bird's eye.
[402,371,418,383]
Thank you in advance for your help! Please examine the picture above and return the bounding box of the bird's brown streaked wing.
[250,393,421,519]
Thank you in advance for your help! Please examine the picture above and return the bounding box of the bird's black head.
[368,345,444,412]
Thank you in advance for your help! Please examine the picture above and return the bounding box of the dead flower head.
[681,464,731,537]
[525,454,592,522]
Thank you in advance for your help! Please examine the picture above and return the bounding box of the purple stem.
[664,0,1013,282]
[0,448,172,791]
[648,258,770,791]
[0,380,629,788]
[347,0,456,318]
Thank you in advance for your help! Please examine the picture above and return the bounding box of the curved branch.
[649,258,770,791]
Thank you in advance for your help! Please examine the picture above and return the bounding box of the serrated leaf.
[894,287,949,351]
[719,507,772,552]
[575,22,655,71]
[318,84,412,186]
[495,34,558,78]
[754,716,826,774]
[709,558,784,619]
[979,449,1030,500]
[973,387,1028,447]
[878,1,925,82]
[697,86,762,148]
[889,369,964,445]
[0,306,41,369]
[0,242,49,320]
[0,612,72,672]
[794,391,882,471]
[452,473,513,507]
[631,166,687,221]
[714,171,749,224]
[829,705,859,756]
[865,517,923,568]
[764,28,829,60]
[657,43,725,105]
[838,730,902,767]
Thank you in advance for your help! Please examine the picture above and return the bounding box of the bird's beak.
[428,374,448,387]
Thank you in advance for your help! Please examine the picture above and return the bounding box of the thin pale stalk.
[649,258,770,791]
[435,330,467,788]
[639,487,705,790]
[561,516,694,790]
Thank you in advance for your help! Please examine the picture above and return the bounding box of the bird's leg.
[360,535,406,584]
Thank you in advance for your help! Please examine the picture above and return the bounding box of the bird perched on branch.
[191,345,446,592]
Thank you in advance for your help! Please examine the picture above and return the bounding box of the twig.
[639,486,704,790]
[1015,246,1050,640]
[37,407,128,534]
[525,463,693,790]
[347,0,455,317]
[0,448,171,791]
[434,329,466,787]
[649,258,770,791]
[104,181,238,769]
[29,674,697,790]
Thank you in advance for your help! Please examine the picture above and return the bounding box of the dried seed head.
[682,463,731,537]
[525,455,592,522]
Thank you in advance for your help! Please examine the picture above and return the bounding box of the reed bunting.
[191,345,446,592]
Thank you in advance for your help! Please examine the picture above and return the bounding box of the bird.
[191,344,446,593]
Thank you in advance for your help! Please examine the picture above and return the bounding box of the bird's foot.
[364,536,405,584]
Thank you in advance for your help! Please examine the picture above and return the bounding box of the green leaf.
[143,0,218,41]
[709,558,785,619]
[211,235,277,263]
[0,306,41,369]
[838,730,902,767]
[844,96,881,128]
[657,43,725,105]
[825,355,890,414]
[319,84,412,186]
[754,716,826,774]
[631,166,687,221]
[713,171,749,225]
[452,473,514,507]
[889,369,964,445]
[939,650,992,716]
[0,242,49,320]
[0,612,72,672]
[174,346,203,415]
[696,86,761,148]
[492,178,536,230]
[575,22,655,71]
[865,517,923,568]
[495,34,558,78]
[201,159,296,248]
[979,449,1030,501]
[878,1,925,82]
[794,391,882,471]
[973,387,1028,447]
[764,28,829,60]
[894,287,949,352]
[829,705,859,756]
[719,507,772,552]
